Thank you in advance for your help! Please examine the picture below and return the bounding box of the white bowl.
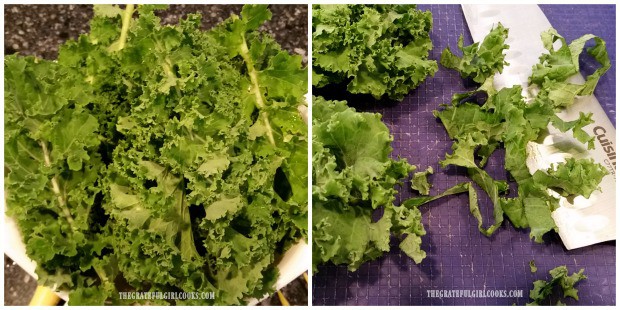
[4,216,309,305]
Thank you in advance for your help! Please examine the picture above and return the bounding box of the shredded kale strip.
[437,25,610,242]
[528,266,587,305]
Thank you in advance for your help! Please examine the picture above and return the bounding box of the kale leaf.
[312,96,473,272]
[312,96,413,271]
[4,5,307,305]
[312,4,437,100]
[528,266,586,305]
[441,23,509,83]
[411,166,433,195]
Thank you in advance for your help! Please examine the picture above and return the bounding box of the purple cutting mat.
[312,4,616,306]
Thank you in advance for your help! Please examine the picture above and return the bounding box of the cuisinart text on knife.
[593,126,616,174]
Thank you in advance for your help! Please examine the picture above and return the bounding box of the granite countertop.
[3,4,307,306]
[4,4,307,62]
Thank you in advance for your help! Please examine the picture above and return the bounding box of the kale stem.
[117,4,135,51]
[40,141,76,230]
[239,32,276,146]
[93,265,108,283]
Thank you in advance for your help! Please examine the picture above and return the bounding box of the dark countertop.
[4,256,38,306]
[3,4,307,306]
[4,4,307,62]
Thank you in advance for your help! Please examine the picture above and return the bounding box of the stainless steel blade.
[461,4,616,249]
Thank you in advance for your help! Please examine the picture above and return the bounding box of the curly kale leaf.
[312,96,413,271]
[528,266,586,305]
[530,28,611,96]
[312,96,473,272]
[441,23,509,84]
[312,4,437,100]
[5,4,307,305]
[411,166,433,195]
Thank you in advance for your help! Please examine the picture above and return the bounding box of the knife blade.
[461,4,616,250]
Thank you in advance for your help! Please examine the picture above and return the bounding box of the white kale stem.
[93,264,110,285]
[117,4,135,51]
[40,141,76,229]
[239,34,276,146]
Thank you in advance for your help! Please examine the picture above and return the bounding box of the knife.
[461,4,616,250]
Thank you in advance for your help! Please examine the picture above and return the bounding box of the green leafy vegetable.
[397,182,473,264]
[530,260,537,273]
[437,26,609,242]
[411,166,433,195]
[312,96,413,271]
[440,23,509,83]
[528,266,586,305]
[5,4,307,305]
[312,96,473,272]
[532,158,607,199]
[530,28,611,96]
[312,4,437,100]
